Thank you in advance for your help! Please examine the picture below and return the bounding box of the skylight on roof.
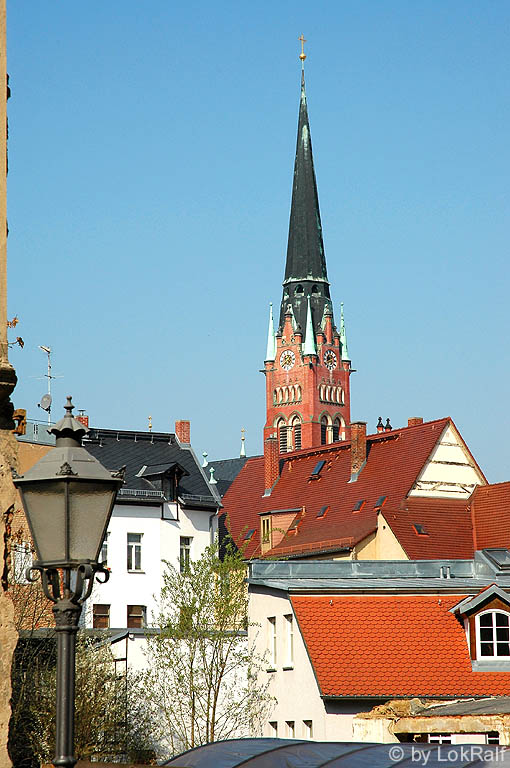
[310,460,326,478]
[353,500,365,512]
[413,523,429,536]
[374,495,387,509]
[317,505,329,518]
[244,529,256,541]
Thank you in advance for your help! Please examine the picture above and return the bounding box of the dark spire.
[279,68,333,334]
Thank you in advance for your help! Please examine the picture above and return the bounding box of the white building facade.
[81,425,220,632]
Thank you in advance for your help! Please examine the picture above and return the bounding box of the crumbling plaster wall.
[0,430,19,768]
[354,699,510,745]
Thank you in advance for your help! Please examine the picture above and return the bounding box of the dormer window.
[476,611,510,658]
[261,517,271,544]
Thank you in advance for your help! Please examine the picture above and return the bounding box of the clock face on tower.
[324,349,337,370]
[280,349,295,371]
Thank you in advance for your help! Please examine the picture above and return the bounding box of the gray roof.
[248,550,510,594]
[163,738,510,767]
[83,428,219,508]
[209,457,250,497]
[418,697,510,717]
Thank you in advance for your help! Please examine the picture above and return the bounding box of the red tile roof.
[383,497,474,560]
[471,482,510,551]
[223,418,472,559]
[291,594,510,698]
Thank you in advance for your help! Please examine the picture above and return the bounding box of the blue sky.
[6,1,510,481]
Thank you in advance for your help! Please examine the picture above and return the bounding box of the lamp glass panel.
[68,481,117,562]
[21,482,67,563]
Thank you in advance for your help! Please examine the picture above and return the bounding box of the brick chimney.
[175,420,190,444]
[264,435,279,491]
[76,411,89,428]
[350,422,367,479]
[408,417,423,427]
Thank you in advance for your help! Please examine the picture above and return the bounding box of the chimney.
[175,420,190,444]
[350,422,367,479]
[264,435,279,491]
[408,417,423,427]
[76,410,89,428]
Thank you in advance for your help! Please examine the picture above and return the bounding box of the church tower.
[263,47,352,454]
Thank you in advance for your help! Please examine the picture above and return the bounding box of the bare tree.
[143,541,274,757]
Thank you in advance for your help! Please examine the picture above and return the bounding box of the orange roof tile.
[471,482,510,551]
[291,594,510,698]
[222,418,476,559]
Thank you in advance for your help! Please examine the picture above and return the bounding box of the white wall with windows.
[85,499,216,629]
[249,588,364,741]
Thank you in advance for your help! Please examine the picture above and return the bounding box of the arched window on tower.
[332,416,345,442]
[321,415,332,445]
[277,418,288,453]
[291,416,302,451]
[295,284,304,295]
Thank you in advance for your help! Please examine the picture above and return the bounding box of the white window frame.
[476,609,510,659]
[285,720,295,738]
[269,721,278,737]
[127,532,143,572]
[303,720,313,740]
[180,536,192,573]
[283,613,294,669]
[12,541,32,584]
[267,616,277,669]
[428,734,452,744]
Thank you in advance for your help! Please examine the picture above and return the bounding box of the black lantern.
[13,397,124,768]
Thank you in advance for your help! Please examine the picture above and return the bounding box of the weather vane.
[298,34,307,63]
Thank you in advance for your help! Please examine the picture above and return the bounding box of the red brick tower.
[263,63,352,454]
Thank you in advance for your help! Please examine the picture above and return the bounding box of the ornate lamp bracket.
[26,562,110,605]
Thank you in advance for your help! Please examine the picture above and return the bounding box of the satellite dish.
[39,394,52,412]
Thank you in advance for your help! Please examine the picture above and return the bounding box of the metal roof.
[162,738,510,767]
[247,551,510,594]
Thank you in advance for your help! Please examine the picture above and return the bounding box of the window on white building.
[268,617,277,668]
[476,611,510,658]
[284,614,294,668]
[180,536,192,573]
[303,720,313,740]
[100,532,109,567]
[93,604,110,629]
[428,734,452,744]
[12,541,32,584]
[269,721,278,737]
[285,721,295,738]
[127,604,146,628]
[127,533,142,571]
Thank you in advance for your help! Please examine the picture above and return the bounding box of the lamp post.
[13,397,124,768]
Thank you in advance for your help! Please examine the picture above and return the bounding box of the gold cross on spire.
[298,34,307,62]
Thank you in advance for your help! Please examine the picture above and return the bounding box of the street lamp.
[13,397,124,768]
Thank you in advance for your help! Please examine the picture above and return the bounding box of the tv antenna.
[38,345,54,425]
